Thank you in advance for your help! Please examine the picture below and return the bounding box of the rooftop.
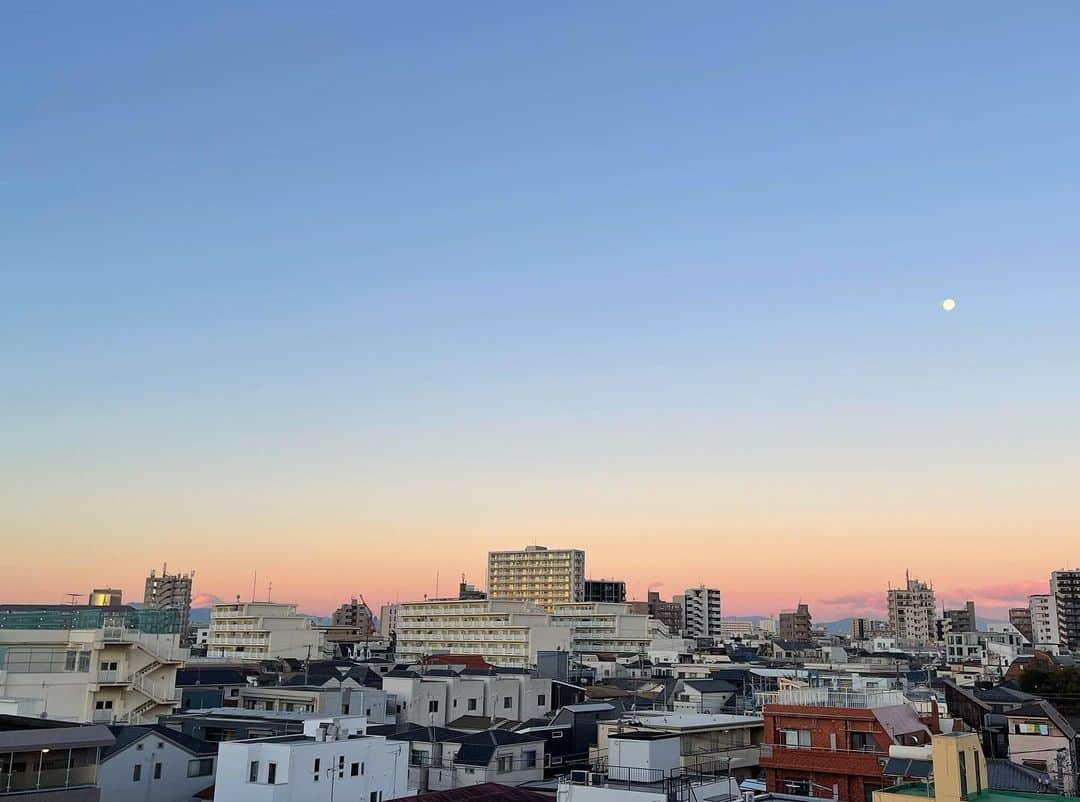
[886,785,1071,802]
[0,605,180,634]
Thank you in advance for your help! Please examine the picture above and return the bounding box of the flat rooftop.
[620,713,763,729]
[886,784,1071,802]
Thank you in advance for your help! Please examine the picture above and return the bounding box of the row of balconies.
[397,633,529,644]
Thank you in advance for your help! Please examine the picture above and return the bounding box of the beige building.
[0,604,183,725]
[207,602,325,660]
[487,545,585,612]
[144,565,194,639]
[887,574,936,644]
[394,599,571,668]
[550,602,651,655]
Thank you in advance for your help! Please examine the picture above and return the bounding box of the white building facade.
[551,603,651,656]
[887,575,936,644]
[681,587,722,639]
[207,603,325,661]
[393,599,570,668]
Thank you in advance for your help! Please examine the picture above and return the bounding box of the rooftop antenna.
[435,570,439,599]
[251,571,257,603]
[65,593,82,605]
[267,580,272,603]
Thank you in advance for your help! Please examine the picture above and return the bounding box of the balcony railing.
[763,688,908,709]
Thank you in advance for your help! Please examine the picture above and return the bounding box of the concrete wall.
[99,733,215,802]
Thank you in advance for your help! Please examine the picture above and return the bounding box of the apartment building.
[393,599,570,668]
[761,687,932,802]
[550,602,651,655]
[143,566,193,642]
[0,714,115,800]
[1028,595,1058,648]
[213,715,408,802]
[779,604,813,642]
[381,667,550,729]
[850,618,889,642]
[887,575,936,644]
[487,545,585,612]
[584,579,626,604]
[682,587,722,639]
[942,601,977,635]
[207,603,325,661]
[379,604,399,638]
[1009,608,1034,643]
[0,606,183,727]
[1050,570,1080,650]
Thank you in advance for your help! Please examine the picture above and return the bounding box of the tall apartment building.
[0,604,183,725]
[207,602,325,661]
[393,599,571,667]
[646,591,684,634]
[1008,607,1033,643]
[379,603,399,637]
[487,545,585,612]
[850,617,888,641]
[1028,594,1058,647]
[143,565,193,640]
[944,601,977,633]
[584,579,626,604]
[682,586,722,639]
[1051,569,1080,650]
[887,574,936,644]
[331,597,373,633]
[778,603,812,642]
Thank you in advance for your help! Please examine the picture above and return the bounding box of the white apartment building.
[208,602,326,661]
[487,545,585,612]
[1029,594,1059,648]
[682,587,722,639]
[214,715,409,802]
[379,603,399,637]
[393,599,571,668]
[887,574,936,644]
[718,620,753,638]
[144,565,194,639]
[0,605,183,725]
[382,670,550,728]
[550,603,651,656]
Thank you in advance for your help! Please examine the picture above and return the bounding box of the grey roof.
[561,703,615,713]
[682,679,737,694]
[176,668,252,686]
[387,726,464,743]
[872,705,931,739]
[0,718,114,752]
[102,725,218,760]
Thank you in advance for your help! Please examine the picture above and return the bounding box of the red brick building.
[760,689,933,802]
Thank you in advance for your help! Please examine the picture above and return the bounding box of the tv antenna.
[65,593,83,605]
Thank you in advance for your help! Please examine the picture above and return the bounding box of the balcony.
[760,742,886,776]
[763,688,908,709]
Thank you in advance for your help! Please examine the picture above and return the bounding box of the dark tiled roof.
[386,726,465,743]
[987,759,1055,793]
[176,668,251,686]
[449,729,544,747]
[101,725,218,760]
[385,670,423,679]
[682,679,737,694]
[395,782,551,802]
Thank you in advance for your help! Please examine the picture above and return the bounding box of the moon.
[942,298,957,311]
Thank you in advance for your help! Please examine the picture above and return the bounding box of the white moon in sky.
[942,298,957,311]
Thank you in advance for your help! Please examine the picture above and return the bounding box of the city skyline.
[4,5,1078,617]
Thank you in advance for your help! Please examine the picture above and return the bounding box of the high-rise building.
[207,602,324,660]
[682,586,722,639]
[487,545,585,612]
[849,617,888,641]
[584,579,626,604]
[88,588,122,606]
[143,565,193,641]
[379,603,399,637]
[778,603,812,641]
[1008,607,1033,643]
[1028,594,1058,647]
[943,601,977,633]
[887,573,936,644]
[1051,569,1080,650]
[331,597,374,633]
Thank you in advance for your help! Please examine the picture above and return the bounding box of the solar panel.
[883,757,932,778]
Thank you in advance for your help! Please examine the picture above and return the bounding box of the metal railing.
[763,688,908,709]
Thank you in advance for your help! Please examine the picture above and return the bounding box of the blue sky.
[2,3,1078,610]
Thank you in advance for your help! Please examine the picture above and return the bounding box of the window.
[503,696,512,709]
[537,694,546,706]
[78,652,91,672]
[65,651,77,671]
[468,698,478,711]
[453,699,458,708]
[267,762,277,784]
[524,750,537,768]
[781,729,811,749]
[850,732,879,752]
[95,700,113,710]
[153,763,162,779]
[498,755,513,773]
[958,751,968,799]
[132,765,142,782]
[784,779,812,796]
[428,700,439,713]
[338,755,345,779]
[411,749,429,766]
[370,793,379,802]
[313,756,320,781]
[249,761,259,783]
[187,759,214,777]
[551,731,564,739]
[352,762,360,776]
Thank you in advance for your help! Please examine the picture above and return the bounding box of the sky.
[2,3,1078,621]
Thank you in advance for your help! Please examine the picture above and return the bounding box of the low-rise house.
[161,708,325,743]
[238,679,393,723]
[0,713,115,800]
[98,725,217,802]
[387,726,545,791]
[1003,700,1077,793]
[175,667,255,710]
[672,679,736,713]
[382,667,549,729]
[214,715,408,802]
